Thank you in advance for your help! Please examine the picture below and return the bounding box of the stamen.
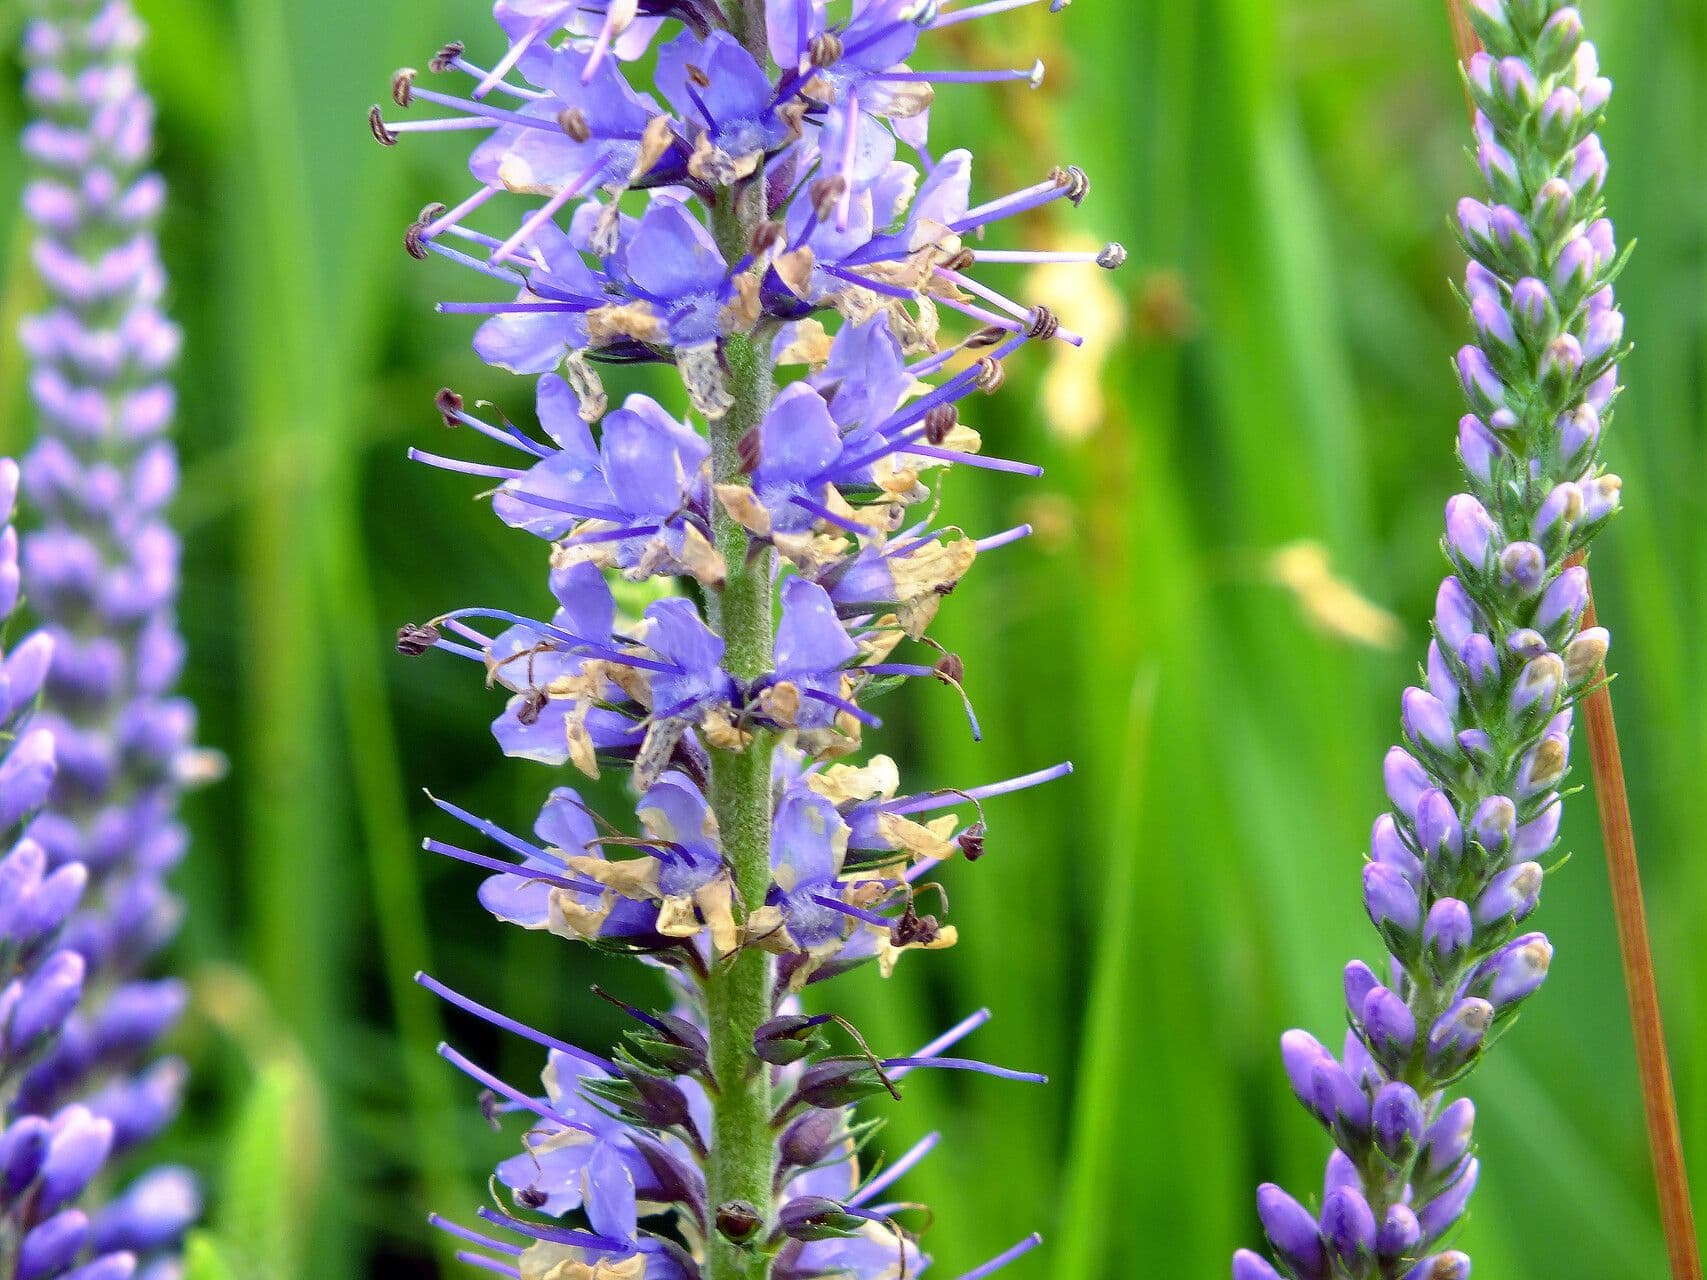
[975,523,1033,553]
[850,1132,942,1205]
[904,1008,992,1068]
[473,16,551,99]
[423,838,603,897]
[421,184,501,241]
[491,154,610,265]
[801,687,882,727]
[416,972,615,1072]
[407,448,526,479]
[407,86,565,133]
[884,761,1073,817]
[900,444,1043,477]
[956,1234,1045,1280]
[436,1043,583,1129]
[455,1253,520,1279]
[475,1206,630,1253]
[877,1055,1046,1083]
[429,1215,525,1257]
[933,0,1067,26]
[868,61,1045,89]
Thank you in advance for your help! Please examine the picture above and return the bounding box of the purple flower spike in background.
[377,0,1120,1276]
[1236,2,1627,1277]
[16,1,204,1274]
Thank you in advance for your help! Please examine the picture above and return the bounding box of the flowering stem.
[1442,8,1702,1275]
[703,14,779,1278]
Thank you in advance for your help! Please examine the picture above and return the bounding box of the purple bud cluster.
[1235,3,1624,1278]
[0,457,192,1280]
[14,2,201,1273]
[377,2,1113,1278]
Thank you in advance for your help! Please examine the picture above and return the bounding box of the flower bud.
[1444,495,1497,576]
[1471,795,1517,860]
[1557,403,1601,472]
[1379,1205,1422,1261]
[1532,482,1582,552]
[1514,798,1563,860]
[1506,628,1548,662]
[1516,734,1569,801]
[1423,898,1473,981]
[1496,541,1546,597]
[1456,198,1496,261]
[1257,1183,1328,1280]
[1403,690,1458,761]
[1232,1250,1284,1280]
[1475,138,1522,208]
[1508,276,1559,351]
[1494,56,1538,116]
[1535,565,1590,641]
[1550,235,1598,305]
[715,1201,764,1245]
[1539,334,1585,405]
[1372,1081,1425,1161]
[1569,136,1609,202]
[1383,748,1430,822]
[779,1108,840,1169]
[1343,960,1380,1017]
[1454,347,1506,418]
[1425,998,1492,1078]
[1415,790,1464,869]
[1360,987,1416,1072]
[1509,653,1564,729]
[1539,88,1583,154]
[38,1108,113,1216]
[1417,1160,1480,1246]
[1434,577,1479,648]
[1490,205,1538,273]
[1582,306,1624,370]
[1320,1187,1378,1272]
[1464,0,1514,50]
[1458,633,1499,700]
[1311,1057,1371,1145]
[18,1210,89,1280]
[1405,1252,1472,1280]
[1580,473,1622,524]
[1371,814,1423,882]
[1323,1149,1361,1201]
[1563,626,1609,683]
[1279,1029,1334,1116]
[778,1195,866,1242]
[1475,932,1553,1009]
[1463,260,1501,307]
[1536,7,1585,75]
[1457,415,1502,485]
[1474,860,1544,930]
[8,949,84,1051]
[1364,863,1422,958]
[1469,296,1520,373]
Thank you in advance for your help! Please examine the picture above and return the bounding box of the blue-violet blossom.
[376,1,1117,1277]
[1234,4,1623,1278]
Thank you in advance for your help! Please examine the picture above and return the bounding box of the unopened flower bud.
[1563,626,1610,683]
[1475,861,1544,930]
[1454,348,1506,418]
[1425,999,1492,1079]
[1535,565,1589,640]
[1372,1081,1425,1161]
[1509,276,1558,350]
[1423,899,1473,981]
[1256,1183,1328,1280]
[1444,495,1498,575]
[1532,482,1583,550]
[1536,7,1585,75]
[1320,1187,1378,1271]
[1360,986,1417,1072]
[1509,653,1564,729]
[1496,541,1546,597]
[1458,415,1502,484]
[1477,932,1554,1009]
[1403,690,1458,760]
[1365,863,1422,957]
[1417,1161,1480,1245]
[1379,1205,1422,1261]
[1515,735,1568,799]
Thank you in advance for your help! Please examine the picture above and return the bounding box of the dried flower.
[1235,4,1623,1276]
[379,0,1113,1275]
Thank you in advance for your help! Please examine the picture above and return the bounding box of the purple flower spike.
[381,1,1103,1275]
[19,3,201,1264]
[1242,13,1626,1264]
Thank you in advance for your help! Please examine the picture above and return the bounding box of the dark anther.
[1097,241,1128,270]
[516,1186,549,1210]
[809,176,847,219]
[1051,163,1091,205]
[715,1201,764,1246]
[737,427,763,474]
[434,387,464,426]
[686,62,712,89]
[516,687,549,727]
[923,404,958,446]
[1026,305,1060,341]
[965,325,1008,349]
[396,622,441,656]
[973,357,1006,394]
[957,820,986,862]
[391,68,417,108]
[559,107,592,142]
[429,41,464,74]
[749,220,786,256]
[807,31,844,67]
[478,1089,502,1130]
[933,653,966,685]
[942,247,975,273]
[890,901,941,947]
[405,203,445,260]
[368,106,399,147]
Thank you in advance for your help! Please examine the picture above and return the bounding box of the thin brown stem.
[1443,4,1701,1274]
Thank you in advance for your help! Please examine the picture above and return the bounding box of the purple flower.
[1240,5,1626,1274]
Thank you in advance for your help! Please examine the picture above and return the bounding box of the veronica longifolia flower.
[16,2,202,1271]
[1235,4,1624,1277]
[377,1,1118,1276]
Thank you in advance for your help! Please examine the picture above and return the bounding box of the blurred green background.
[1,0,1703,1275]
